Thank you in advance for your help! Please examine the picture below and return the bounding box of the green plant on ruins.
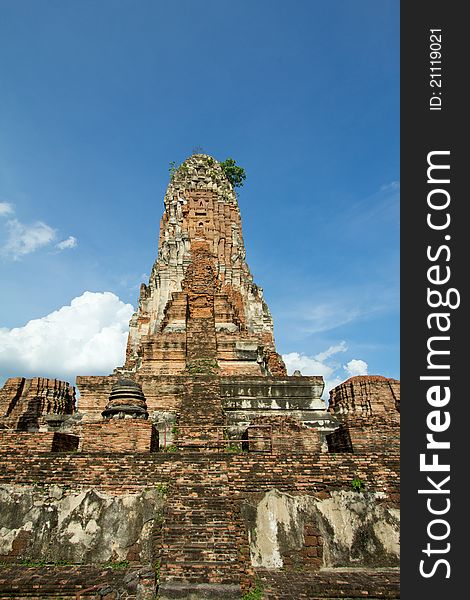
[220,158,246,188]
[168,161,178,178]
[168,156,246,189]
[103,560,130,570]
[225,443,242,454]
[163,444,178,453]
[154,482,169,495]
[242,582,263,600]
[19,559,46,567]
[186,358,219,375]
[154,558,161,583]
[351,476,366,492]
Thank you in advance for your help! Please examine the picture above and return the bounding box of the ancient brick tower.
[123,153,286,378]
[0,154,400,600]
[75,154,330,435]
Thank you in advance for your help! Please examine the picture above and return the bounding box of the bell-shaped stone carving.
[102,379,148,420]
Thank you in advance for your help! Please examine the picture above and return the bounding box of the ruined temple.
[0,155,400,599]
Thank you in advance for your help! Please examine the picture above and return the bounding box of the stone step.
[157,581,241,600]
[161,543,237,552]
[161,553,238,563]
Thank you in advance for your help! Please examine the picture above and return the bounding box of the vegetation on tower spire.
[220,158,246,188]
[168,156,247,189]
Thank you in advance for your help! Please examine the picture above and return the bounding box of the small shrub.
[154,558,161,582]
[104,560,129,570]
[351,477,365,492]
[242,583,263,600]
[169,161,177,178]
[164,445,178,453]
[19,559,46,567]
[220,158,246,188]
[155,483,169,495]
[186,359,219,375]
[226,444,241,454]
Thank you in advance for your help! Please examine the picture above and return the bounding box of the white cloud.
[56,236,78,250]
[1,218,56,259]
[380,180,400,192]
[314,340,347,362]
[283,344,369,401]
[283,352,334,380]
[0,202,14,217]
[0,292,134,382]
[278,282,398,338]
[344,359,368,377]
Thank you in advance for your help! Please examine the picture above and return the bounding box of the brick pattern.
[329,376,400,417]
[0,565,155,599]
[0,451,399,597]
[158,458,253,595]
[81,421,158,453]
[0,431,79,453]
[247,415,322,454]
[256,567,400,599]
[328,377,400,454]
[0,377,75,431]
[175,378,226,450]
[0,453,400,501]
[281,521,324,571]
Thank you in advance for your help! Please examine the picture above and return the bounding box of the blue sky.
[0,0,399,393]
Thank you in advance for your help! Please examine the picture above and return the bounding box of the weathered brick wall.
[76,374,187,421]
[0,565,155,600]
[0,452,400,501]
[346,415,400,454]
[0,377,75,431]
[81,420,158,453]
[329,376,400,418]
[256,568,400,599]
[0,451,399,597]
[326,424,353,453]
[248,415,322,453]
[328,376,400,454]
[0,431,79,453]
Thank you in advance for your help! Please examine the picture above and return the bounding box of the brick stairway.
[175,377,226,450]
[157,458,251,599]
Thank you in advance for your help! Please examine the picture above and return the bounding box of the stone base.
[157,582,241,599]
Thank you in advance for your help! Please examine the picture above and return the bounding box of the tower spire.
[121,154,286,377]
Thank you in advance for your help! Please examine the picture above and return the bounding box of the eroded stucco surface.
[243,489,399,569]
[0,484,163,564]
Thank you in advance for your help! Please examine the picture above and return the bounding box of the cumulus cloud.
[56,236,78,250]
[1,218,56,259]
[0,202,14,216]
[0,292,134,382]
[283,352,334,379]
[344,359,368,377]
[283,345,369,400]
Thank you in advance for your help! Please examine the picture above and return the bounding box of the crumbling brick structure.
[0,155,399,599]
